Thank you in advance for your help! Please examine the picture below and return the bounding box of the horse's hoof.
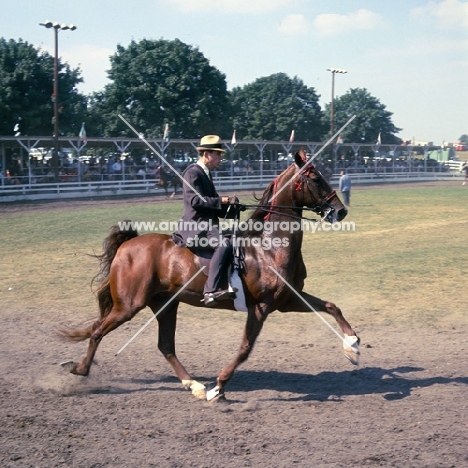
[70,365,80,375]
[67,363,88,376]
[210,393,228,404]
[343,335,360,366]
[206,385,225,402]
[192,388,206,399]
[60,360,78,373]
[182,379,206,399]
[59,360,74,368]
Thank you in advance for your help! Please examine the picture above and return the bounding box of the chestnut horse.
[154,165,181,197]
[61,150,360,400]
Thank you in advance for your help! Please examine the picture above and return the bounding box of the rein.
[241,204,323,223]
[264,178,278,221]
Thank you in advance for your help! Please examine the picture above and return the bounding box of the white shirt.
[197,160,210,178]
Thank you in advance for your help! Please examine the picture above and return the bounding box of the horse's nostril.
[337,208,348,221]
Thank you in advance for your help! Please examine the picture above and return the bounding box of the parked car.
[28,148,47,160]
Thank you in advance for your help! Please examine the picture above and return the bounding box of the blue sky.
[3,0,468,144]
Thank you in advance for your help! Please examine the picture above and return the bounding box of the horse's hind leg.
[71,305,142,376]
[152,299,206,399]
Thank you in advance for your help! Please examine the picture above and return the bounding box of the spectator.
[462,162,468,186]
[339,170,352,207]
[112,160,122,172]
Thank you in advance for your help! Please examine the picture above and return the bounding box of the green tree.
[229,73,324,141]
[458,134,468,145]
[89,38,230,138]
[324,87,402,144]
[0,38,86,136]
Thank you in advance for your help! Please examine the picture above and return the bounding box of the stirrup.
[202,289,237,307]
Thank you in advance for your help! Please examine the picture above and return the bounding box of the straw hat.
[196,135,226,153]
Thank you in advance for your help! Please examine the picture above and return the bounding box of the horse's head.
[292,148,347,223]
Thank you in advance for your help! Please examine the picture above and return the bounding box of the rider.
[172,135,241,307]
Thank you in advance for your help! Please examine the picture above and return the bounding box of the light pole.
[39,20,77,181]
[327,68,347,136]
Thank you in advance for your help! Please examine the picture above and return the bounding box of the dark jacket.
[173,163,228,246]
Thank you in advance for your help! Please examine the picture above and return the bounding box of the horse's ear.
[294,148,307,168]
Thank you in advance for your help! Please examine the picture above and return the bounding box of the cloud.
[410,0,468,29]
[313,9,383,36]
[165,0,291,14]
[278,14,311,35]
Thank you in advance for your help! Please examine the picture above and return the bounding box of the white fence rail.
[443,160,464,171]
[0,171,464,203]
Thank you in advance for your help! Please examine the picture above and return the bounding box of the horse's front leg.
[207,304,267,401]
[153,300,206,399]
[279,291,360,365]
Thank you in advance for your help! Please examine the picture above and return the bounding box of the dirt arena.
[1,184,467,468]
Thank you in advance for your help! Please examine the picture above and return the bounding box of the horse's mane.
[235,180,275,238]
[248,180,275,222]
[246,163,298,222]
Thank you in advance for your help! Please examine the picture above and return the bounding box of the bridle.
[226,165,338,271]
[250,167,337,223]
[295,167,337,221]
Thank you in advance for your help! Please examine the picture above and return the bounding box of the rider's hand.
[222,195,240,205]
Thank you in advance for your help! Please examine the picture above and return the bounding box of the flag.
[336,134,344,145]
[163,123,170,142]
[231,129,237,145]
[79,122,87,143]
[289,130,295,142]
[376,132,381,145]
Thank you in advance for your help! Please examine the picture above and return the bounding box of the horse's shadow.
[83,366,468,401]
[222,366,468,402]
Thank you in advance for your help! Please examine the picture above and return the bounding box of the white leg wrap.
[181,379,206,399]
[206,385,220,402]
[343,334,360,365]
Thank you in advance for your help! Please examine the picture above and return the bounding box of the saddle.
[171,232,247,311]
[187,247,214,275]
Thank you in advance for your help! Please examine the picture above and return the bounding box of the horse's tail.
[59,222,139,342]
[93,222,139,319]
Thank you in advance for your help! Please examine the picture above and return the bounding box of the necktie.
[208,171,216,194]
